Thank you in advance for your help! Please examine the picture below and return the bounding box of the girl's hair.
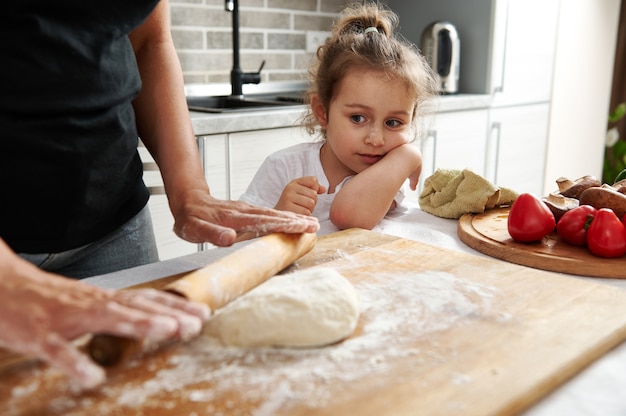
[301,2,439,139]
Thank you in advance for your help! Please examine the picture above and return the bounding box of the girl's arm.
[330,144,421,229]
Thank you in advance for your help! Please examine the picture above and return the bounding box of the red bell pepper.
[556,205,597,246]
[586,208,626,258]
[507,193,556,242]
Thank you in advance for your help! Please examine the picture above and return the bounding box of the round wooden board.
[457,207,626,278]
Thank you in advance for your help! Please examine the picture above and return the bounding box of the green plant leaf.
[609,102,626,123]
[615,168,626,183]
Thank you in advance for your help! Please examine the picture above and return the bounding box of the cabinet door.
[138,144,199,260]
[488,103,550,195]
[199,134,228,200]
[490,0,560,106]
[412,109,489,200]
[229,127,310,200]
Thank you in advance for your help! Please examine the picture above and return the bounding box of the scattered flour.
[4,270,508,416]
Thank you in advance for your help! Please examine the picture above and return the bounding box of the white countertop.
[85,199,626,415]
[378,202,626,416]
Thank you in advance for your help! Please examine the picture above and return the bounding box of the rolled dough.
[206,267,360,348]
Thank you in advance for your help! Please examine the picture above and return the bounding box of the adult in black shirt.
[0,0,319,389]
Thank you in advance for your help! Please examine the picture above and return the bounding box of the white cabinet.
[430,109,489,176]
[198,134,228,200]
[138,145,199,261]
[412,104,549,200]
[488,0,559,195]
[409,109,489,201]
[201,127,311,201]
[387,0,559,196]
[487,0,558,195]
[489,0,560,106]
[385,0,560,102]
[228,126,310,200]
[146,195,198,260]
[486,103,550,195]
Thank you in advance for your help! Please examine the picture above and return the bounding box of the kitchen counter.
[190,105,308,136]
[79,200,626,416]
[376,203,626,416]
[185,82,492,136]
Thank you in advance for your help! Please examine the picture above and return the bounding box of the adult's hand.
[0,239,211,390]
[128,2,318,246]
[170,190,321,247]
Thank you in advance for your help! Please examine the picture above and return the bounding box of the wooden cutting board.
[458,207,626,278]
[3,228,626,416]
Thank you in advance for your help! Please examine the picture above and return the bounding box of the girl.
[240,2,438,235]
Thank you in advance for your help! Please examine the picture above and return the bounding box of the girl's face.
[312,68,416,176]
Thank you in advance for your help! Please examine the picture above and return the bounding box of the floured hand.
[170,190,320,246]
[0,239,210,390]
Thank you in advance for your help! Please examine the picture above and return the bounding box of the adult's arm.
[129,1,319,247]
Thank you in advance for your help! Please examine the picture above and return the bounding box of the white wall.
[544,0,621,193]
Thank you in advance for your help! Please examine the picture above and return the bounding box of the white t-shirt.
[240,141,405,235]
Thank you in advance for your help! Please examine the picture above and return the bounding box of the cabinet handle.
[427,129,437,162]
[196,138,208,252]
[486,122,501,183]
[417,129,437,194]
[424,128,437,170]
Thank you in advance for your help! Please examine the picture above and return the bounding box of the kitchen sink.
[187,91,306,113]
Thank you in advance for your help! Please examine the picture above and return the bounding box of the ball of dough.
[206,267,360,348]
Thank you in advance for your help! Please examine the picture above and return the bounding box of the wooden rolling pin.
[87,232,316,366]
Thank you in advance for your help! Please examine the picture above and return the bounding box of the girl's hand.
[276,176,326,216]
[386,143,422,191]
[405,144,422,191]
[408,167,422,191]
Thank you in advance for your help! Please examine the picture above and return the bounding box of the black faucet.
[225,0,265,97]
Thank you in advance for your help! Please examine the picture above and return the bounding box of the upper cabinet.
[385,0,560,105]
[489,0,560,106]
[386,0,560,195]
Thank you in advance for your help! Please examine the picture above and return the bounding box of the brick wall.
[170,0,347,84]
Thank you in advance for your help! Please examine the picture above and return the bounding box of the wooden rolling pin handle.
[88,335,143,367]
[87,232,316,367]
[163,232,317,309]
[88,290,188,367]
